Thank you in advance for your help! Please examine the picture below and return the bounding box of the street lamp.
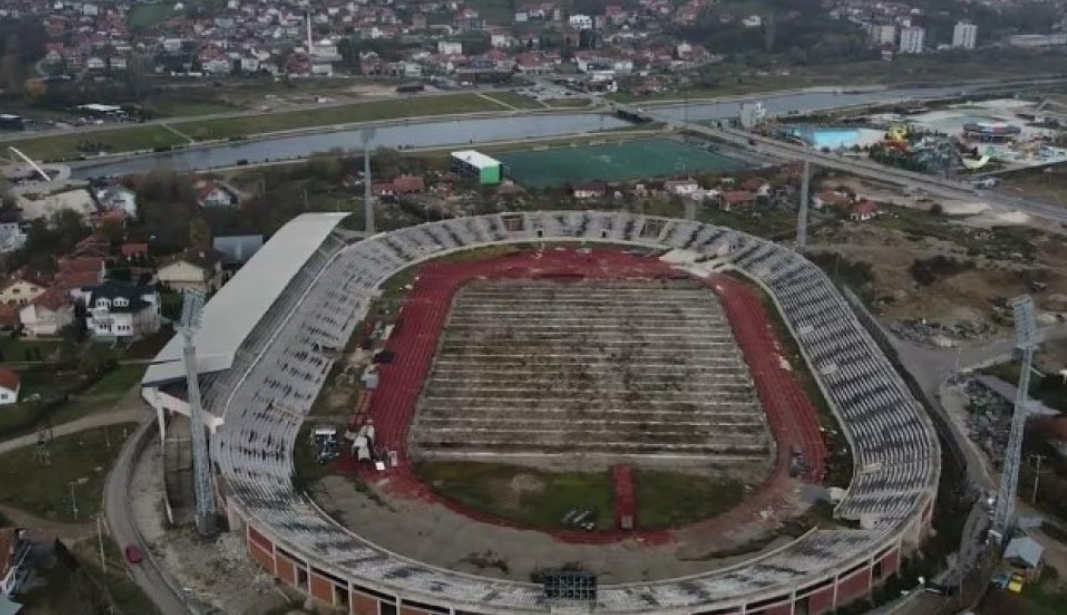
[69,480,79,520]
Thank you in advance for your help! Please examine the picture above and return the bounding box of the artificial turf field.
[497,138,745,187]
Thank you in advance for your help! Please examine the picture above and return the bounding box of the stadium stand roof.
[142,213,347,387]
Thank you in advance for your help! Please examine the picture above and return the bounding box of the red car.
[125,545,144,565]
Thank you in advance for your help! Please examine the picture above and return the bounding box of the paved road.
[624,102,1067,225]
[0,408,143,455]
[104,418,190,615]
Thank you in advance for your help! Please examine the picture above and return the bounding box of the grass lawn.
[17,93,507,161]
[127,3,180,29]
[148,99,239,118]
[0,423,137,522]
[544,97,592,108]
[48,364,145,425]
[174,93,507,141]
[415,460,750,530]
[0,337,65,363]
[17,125,187,162]
[417,461,615,530]
[19,538,160,615]
[482,91,546,110]
[633,469,745,528]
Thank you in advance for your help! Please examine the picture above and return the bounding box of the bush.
[908,255,972,287]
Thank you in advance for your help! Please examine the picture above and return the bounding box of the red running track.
[333,247,826,546]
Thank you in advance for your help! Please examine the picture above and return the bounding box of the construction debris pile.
[963,378,1014,467]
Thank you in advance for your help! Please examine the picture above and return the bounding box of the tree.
[23,78,46,102]
[188,217,212,251]
[126,53,153,102]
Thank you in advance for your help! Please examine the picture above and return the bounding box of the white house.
[0,367,19,406]
[0,275,46,307]
[18,288,74,337]
[157,250,225,293]
[569,14,593,30]
[0,528,30,596]
[85,282,161,340]
[97,184,138,218]
[437,41,463,55]
[196,181,239,208]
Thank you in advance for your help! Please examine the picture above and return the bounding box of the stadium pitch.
[497,138,746,187]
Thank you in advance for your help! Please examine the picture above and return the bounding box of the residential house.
[720,190,757,211]
[196,181,239,208]
[96,184,138,218]
[85,281,161,340]
[157,250,225,293]
[0,273,48,307]
[0,528,29,596]
[572,181,607,199]
[19,288,75,337]
[849,201,880,222]
[121,243,149,261]
[0,367,19,405]
[813,190,853,210]
[372,175,426,197]
[664,179,701,198]
[54,256,106,304]
[0,213,25,254]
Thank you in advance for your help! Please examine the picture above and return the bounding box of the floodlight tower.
[795,159,810,253]
[180,289,217,537]
[992,295,1037,543]
[362,127,377,235]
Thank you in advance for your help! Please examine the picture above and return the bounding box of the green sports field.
[498,138,745,188]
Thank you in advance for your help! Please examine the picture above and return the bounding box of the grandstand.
[142,211,941,615]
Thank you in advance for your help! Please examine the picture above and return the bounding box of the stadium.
[141,211,941,615]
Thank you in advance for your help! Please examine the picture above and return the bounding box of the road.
[0,408,142,455]
[104,418,190,615]
[621,103,1067,225]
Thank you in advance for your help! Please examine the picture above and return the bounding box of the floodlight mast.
[795,159,810,253]
[180,289,217,537]
[363,127,377,235]
[991,295,1037,543]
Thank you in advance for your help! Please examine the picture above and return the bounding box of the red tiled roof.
[32,287,71,312]
[0,366,19,393]
[121,243,149,257]
[722,190,756,204]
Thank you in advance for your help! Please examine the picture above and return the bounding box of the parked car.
[125,545,144,564]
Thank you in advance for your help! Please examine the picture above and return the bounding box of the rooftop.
[142,213,347,387]
[451,149,500,170]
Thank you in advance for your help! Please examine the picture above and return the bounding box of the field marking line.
[159,122,196,143]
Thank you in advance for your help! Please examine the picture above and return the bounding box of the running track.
[335,247,827,545]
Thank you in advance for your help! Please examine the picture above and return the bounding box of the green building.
[450,150,502,185]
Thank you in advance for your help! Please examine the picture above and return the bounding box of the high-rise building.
[899,26,925,54]
[868,23,897,46]
[952,21,978,50]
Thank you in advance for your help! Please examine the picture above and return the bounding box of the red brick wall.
[878,548,900,579]
[836,566,872,608]
[350,592,379,615]
[247,525,273,551]
[309,572,335,605]
[275,553,296,586]
[247,540,274,573]
[807,585,835,615]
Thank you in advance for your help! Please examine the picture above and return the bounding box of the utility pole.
[795,159,810,253]
[362,126,377,235]
[69,481,78,520]
[96,513,106,569]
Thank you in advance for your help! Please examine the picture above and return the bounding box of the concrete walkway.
[0,407,144,455]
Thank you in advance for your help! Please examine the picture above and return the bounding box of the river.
[68,85,989,179]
